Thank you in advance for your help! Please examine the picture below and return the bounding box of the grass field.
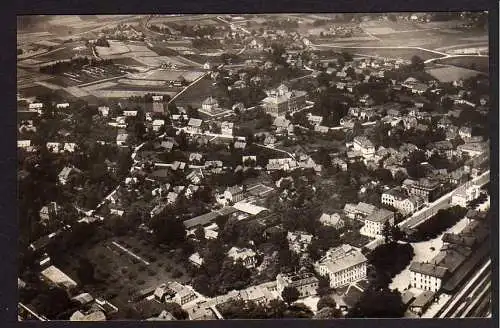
[317,45,440,61]
[426,65,485,82]
[172,76,213,107]
[433,56,489,74]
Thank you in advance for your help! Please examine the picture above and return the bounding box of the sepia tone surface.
[17,13,491,321]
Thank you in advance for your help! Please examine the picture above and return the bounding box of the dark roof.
[409,262,448,278]
[183,212,219,229]
[410,291,435,308]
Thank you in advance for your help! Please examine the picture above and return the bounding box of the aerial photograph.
[17,13,491,320]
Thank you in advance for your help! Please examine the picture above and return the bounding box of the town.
[17,13,491,321]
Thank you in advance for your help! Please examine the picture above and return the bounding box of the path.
[168,72,208,104]
[255,143,296,161]
[423,54,488,64]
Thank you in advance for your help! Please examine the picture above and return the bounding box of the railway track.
[436,259,491,318]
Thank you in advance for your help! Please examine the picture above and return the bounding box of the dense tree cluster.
[347,287,406,318]
[368,242,414,283]
[408,206,468,241]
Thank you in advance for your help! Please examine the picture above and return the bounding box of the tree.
[316,275,333,297]
[348,288,405,318]
[164,302,189,320]
[314,306,343,319]
[281,286,300,305]
[410,55,425,71]
[150,214,186,247]
[76,257,96,285]
[382,221,392,244]
[317,295,337,311]
[194,226,205,240]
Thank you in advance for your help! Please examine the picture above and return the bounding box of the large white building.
[361,208,394,237]
[408,262,447,292]
[451,184,480,207]
[314,244,367,288]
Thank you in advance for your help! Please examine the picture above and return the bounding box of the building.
[458,126,472,139]
[307,113,323,126]
[224,185,245,203]
[409,262,447,292]
[41,265,78,290]
[201,97,220,114]
[287,231,313,253]
[362,208,394,237]
[123,110,138,117]
[39,202,60,225]
[276,272,319,298]
[116,132,128,146]
[187,118,203,134]
[58,166,82,185]
[451,184,480,207]
[343,202,377,219]
[56,103,70,109]
[332,158,348,171]
[319,213,345,229]
[166,282,198,306]
[352,136,375,159]
[261,84,307,117]
[221,121,234,136]
[406,178,441,202]
[381,187,423,215]
[227,247,257,268]
[152,119,165,132]
[457,142,488,158]
[315,244,368,288]
[98,106,110,117]
[408,291,436,316]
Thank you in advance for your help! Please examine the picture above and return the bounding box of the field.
[433,56,489,74]
[317,45,440,61]
[172,76,213,107]
[18,84,54,98]
[426,65,485,82]
[88,89,177,99]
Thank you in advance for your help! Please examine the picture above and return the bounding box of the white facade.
[315,245,368,288]
[409,270,443,292]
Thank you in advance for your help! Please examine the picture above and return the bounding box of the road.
[436,259,491,318]
[398,170,490,230]
[311,42,449,57]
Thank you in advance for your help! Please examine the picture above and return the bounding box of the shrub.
[138,265,146,272]
[137,279,145,285]
[171,269,183,278]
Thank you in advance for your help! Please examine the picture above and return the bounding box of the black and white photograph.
[17,13,492,321]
